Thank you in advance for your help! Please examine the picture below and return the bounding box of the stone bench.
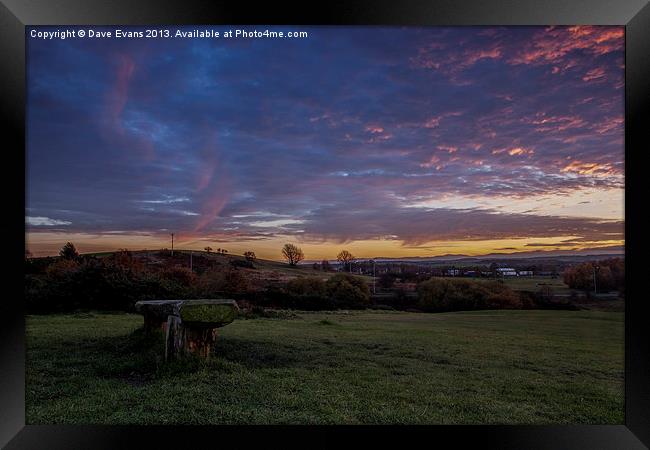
[135,299,239,360]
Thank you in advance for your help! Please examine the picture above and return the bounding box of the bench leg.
[185,327,219,358]
[143,313,166,334]
[165,315,218,360]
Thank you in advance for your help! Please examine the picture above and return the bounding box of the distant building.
[446,268,460,276]
[536,271,555,276]
[518,270,533,276]
[495,267,517,276]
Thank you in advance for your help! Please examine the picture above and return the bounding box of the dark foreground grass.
[26,310,623,424]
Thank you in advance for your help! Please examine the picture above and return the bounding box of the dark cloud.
[26,26,624,248]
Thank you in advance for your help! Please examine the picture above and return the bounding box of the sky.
[26,26,625,260]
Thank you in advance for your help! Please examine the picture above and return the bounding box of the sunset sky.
[26,26,624,260]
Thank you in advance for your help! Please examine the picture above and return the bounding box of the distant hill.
[33,248,371,282]
[302,246,624,266]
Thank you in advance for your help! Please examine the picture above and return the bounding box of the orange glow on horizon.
[25,231,624,261]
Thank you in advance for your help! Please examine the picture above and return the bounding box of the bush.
[267,274,371,310]
[230,258,254,269]
[26,257,206,313]
[563,258,624,292]
[325,274,371,308]
[284,277,330,310]
[417,278,521,312]
[196,267,250,298]
[378,273,396,289]
[45,258,80,277]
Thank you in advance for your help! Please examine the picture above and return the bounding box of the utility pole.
[171,233,174,256]
[190,251,193,271]
[593,265,599,294]
[372,259,376,294]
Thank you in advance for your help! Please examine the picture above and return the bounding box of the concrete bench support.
[135,299,238,360]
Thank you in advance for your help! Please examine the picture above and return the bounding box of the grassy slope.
[26,310,623,424]
[453,275,573,294]
[83,249,372,281]
[500,276,573,294]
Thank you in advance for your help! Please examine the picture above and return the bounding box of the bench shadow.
[31,325,304,392]
[211,336,300,369]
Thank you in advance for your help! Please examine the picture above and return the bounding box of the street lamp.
[593,264,600,294]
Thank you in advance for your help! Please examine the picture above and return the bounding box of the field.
[500,275,571,293]
[26,309,624,424]
[459,275,574,295]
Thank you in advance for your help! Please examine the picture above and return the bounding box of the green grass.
[500,276,573,294]
[444,275,574,294]
[26,310,623,424]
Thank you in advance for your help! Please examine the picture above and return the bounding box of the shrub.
[284,277,330,310]
[325,274,371,308]
[231,258,254,269]
[563,258,624,292]
[378,273,396,289]
[197,267,250,298]
[45,258,80,277]
[417,278,521,312]
[160,266,197,286]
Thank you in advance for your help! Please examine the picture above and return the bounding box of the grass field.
[26,310,624,424]
[500,276,573,294]
[456,275,574,294]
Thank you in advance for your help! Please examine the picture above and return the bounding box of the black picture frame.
[2,0,649,448]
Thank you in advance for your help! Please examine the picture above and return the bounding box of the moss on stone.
[179,302,237,326]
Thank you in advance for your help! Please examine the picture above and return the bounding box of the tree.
[59,242,79,260]
[379,272,396,289]
[326,273,371,308]
[204,246,212,253]
[563,258,623,292]
[244,251,256,262]
[282,243,304,266]
[417,278,521,312]
[336,250,355,272]
[321,260,331,272]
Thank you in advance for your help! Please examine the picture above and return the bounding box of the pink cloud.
[438,145,458,153]
[365,125,384,134]
[509,26,623,66]
[561,160,617,176]
[582,67,606,82]
[419,154,441,168]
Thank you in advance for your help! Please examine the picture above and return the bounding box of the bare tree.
[282,243,304,266]
[337,250,355,272]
